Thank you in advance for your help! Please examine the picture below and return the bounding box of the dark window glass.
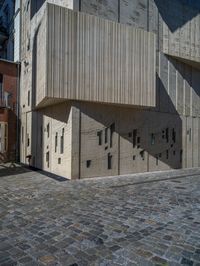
[47,123,49,138]
[151,133,155,145]
[46,152,49,168]
[110,123,115,148]
[105,128,108,144]
[86,160,91,168]
[108,153,112,169]
[28,91,30,106]
[55,132,58,152]
[60,128,64,154]
[133,129,137,148]
[97,131,102,145]
[166,128,169,143]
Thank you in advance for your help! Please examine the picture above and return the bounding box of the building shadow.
[154,0,200,32]
[76,53,187,177]
[169,56,200,97]
[0,164,32,178]
[31,0,45,19]
[77,96,182,177]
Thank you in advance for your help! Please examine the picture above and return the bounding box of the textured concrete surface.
[1,165,200,265]
[20,0,200,179]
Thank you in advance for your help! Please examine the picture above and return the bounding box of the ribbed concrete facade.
[36,3,156,107]
[20,0,200,179]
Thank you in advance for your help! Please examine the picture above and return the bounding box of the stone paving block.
[1,167,200,265]
[0,243,13,252]
[181,257,194,265]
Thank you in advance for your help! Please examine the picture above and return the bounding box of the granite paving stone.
[0,165,200,265]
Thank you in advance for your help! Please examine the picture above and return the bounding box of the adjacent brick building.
[0,59,19,162]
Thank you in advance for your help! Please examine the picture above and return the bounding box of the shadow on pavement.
[0,164,32,177]
[0,163,68,182]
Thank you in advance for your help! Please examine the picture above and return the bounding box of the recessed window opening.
[133,129,137,148]
[47,123,50,138]
[46,152,49,168]
[162,130,165,139]
[97,130,102,145]
[60,128,64,154]
[172,128,176,143]
[27,38,30,51]
[151,133,155,145]
[86,160,91,168]
[110,123,115,148]
[28,90,30,106]
[140,150,145,160]
[27,133,30,147]
[166,150,169,159]
[105,128,108,144]
[108,153,112,170]
[166,128,169,143]
[55,132,58,152]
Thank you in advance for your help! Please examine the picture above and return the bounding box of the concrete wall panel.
[44,3,156,107]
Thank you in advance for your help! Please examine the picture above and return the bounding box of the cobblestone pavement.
[1,165,200,266]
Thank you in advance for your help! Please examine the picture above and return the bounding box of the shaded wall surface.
[80,0,200,63]
[74,102,199,179]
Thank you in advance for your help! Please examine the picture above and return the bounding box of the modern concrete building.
[20,0,200,179]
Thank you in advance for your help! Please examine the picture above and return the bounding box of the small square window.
[86,160,91,168]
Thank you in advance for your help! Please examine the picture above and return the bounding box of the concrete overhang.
[34,3,156,109]
[167,54,200,71]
